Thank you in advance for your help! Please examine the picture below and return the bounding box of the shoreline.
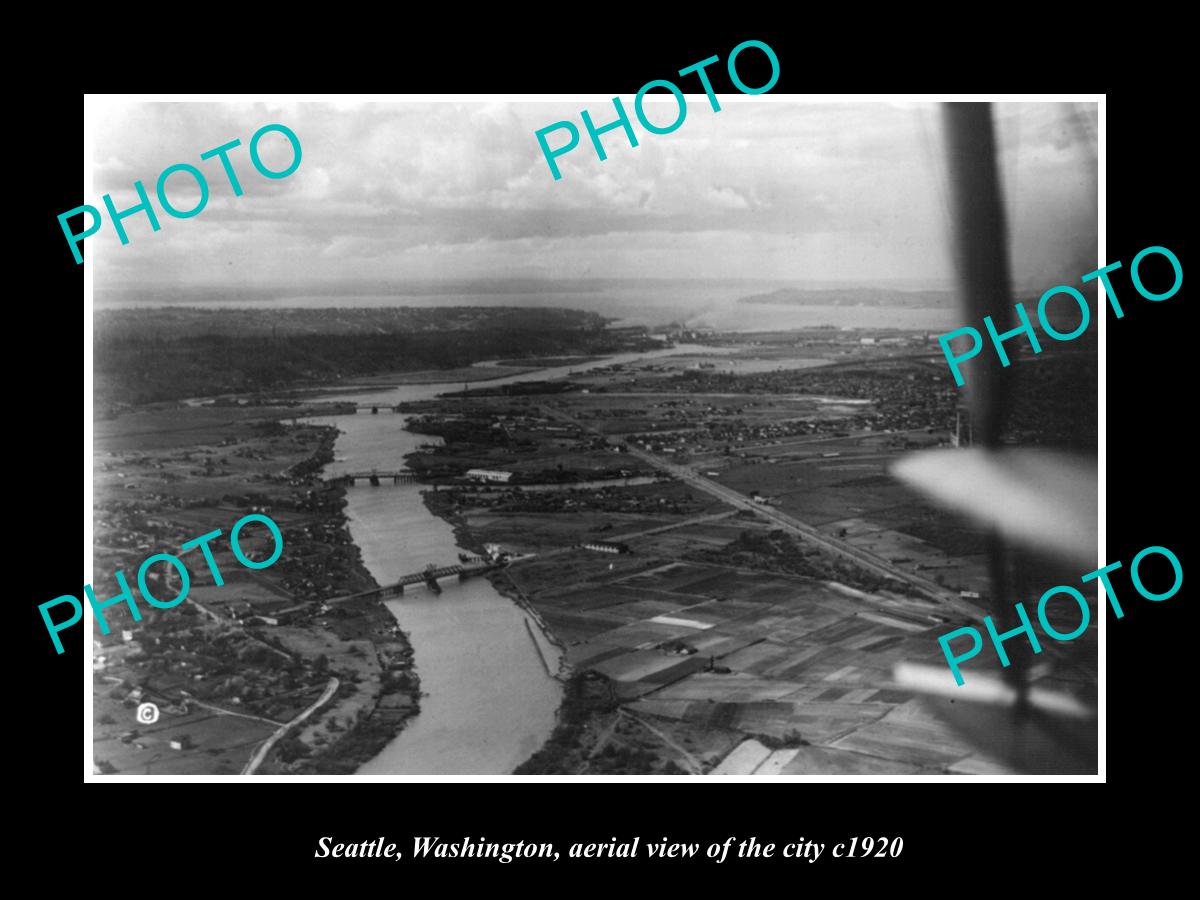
[422,488,572,683]
[279,425,425,775]
[91,404,423,776]
[418,485,577,774]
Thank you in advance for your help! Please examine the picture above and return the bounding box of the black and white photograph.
[79,95,1102,779]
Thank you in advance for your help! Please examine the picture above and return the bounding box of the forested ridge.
[95,306,652,406]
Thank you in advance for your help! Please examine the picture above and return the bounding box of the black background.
[19,20,1187,887]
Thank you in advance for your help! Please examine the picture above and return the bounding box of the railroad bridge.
[326,558,499,604]
[338,470,418,486]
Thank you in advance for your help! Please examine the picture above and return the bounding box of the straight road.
[540,405,976,618]
[624,444,968,610]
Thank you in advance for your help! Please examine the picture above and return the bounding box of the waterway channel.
[303,345,720,774]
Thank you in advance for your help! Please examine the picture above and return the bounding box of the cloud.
[89,99,1097,294]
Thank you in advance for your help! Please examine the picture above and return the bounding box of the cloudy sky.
[88,98,1098,299]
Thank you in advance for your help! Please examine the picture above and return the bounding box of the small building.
[465,468,513,484]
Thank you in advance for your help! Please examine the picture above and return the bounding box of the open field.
[411,328,1097,774]
[92,321,1096,775]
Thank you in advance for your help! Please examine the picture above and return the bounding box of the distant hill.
[93,307,648,407]
[95,305,615,340]
[737,288,956,309]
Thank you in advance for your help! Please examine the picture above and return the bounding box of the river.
[302,344,720,774]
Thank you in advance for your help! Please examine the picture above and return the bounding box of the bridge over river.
[337,469,418,486]
[325,558,501,605]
